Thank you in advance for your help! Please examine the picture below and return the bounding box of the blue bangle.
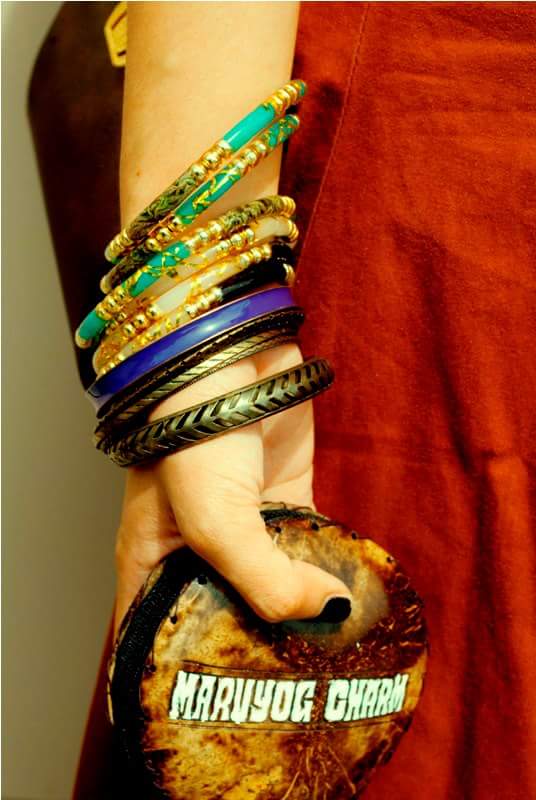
[86,287,297,412]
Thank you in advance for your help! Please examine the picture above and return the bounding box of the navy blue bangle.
[86,287,296,412]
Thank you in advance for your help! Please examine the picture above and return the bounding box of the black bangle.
[100,358,334,467]
[94,327,298,447]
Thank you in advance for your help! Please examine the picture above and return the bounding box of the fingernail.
[314,596,352,624]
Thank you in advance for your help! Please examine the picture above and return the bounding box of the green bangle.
[163,115,299,234]
[103,115,299,289]
[102,195,295,294]
[100,357,333,467]
[104,80,306,263]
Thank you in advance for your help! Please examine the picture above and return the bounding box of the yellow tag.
[104,2,127,68]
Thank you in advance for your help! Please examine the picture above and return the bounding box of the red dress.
[30,4,536,798]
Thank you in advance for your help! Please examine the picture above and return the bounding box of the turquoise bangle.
[75,117,299,348]
[102,112,302,291]
[160,115,299,233]
[222,82,305,152]
[104,79,307,264]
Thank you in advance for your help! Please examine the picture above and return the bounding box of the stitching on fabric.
[298,4,371,262]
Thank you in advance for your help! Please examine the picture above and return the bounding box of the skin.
[115,2,352,633]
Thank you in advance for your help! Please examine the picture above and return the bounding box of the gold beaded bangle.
[95,243,275,376]
[98,215,298,351]
[104,80,305,264]
[99,194,295,300]
[94,241,276,368]
[99,117,299,295]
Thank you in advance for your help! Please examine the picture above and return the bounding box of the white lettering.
[291,680,317,723]
[168,669,410,726]
[270,680,296,722]
[248,679,275,723]
[374,678,394,718]
[344,679,366,722]
[210,677,235,722]
[169,670,200,721]
[192,675,217,721]
[230,678,255,724]
[324,679,349,722]
[361,679,381,719]
[388,673,409,714]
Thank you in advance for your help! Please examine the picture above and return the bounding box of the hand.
[114,343,351,634]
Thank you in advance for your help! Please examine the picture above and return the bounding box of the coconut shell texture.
[109,504,427,799]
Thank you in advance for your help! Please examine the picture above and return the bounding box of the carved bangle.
[99,358,334,467]
[104,80,306,263]
[94,326,299,447]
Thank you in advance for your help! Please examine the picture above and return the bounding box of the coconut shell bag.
[108,503,427,799]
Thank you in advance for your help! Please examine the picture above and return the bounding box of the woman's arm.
[114,1,352,630]
[120,1,299,225]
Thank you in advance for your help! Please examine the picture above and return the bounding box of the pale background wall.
[2,3,122,798]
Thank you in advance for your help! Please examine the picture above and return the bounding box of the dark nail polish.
[314,597,352,624]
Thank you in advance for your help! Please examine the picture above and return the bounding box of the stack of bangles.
[76,79,334,468]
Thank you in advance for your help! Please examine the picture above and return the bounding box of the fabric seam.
[298,3,371,262]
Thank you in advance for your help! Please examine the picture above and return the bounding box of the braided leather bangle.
[94,326,298,446]
[100,357,333,467]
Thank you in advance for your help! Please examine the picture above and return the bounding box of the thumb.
[157,427,352,623]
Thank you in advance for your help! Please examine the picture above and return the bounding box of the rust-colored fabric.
[282,5,536,799]
[28,3,536,799]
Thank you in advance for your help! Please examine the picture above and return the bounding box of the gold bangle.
[95,216,297,360]
[104,80,304,264]
[94,244,274,374]
[99,194,295,297]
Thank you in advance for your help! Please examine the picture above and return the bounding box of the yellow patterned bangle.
[95,197,296,325]
[104,81,305,264]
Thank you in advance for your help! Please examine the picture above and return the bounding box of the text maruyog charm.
[108,504,427,799]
